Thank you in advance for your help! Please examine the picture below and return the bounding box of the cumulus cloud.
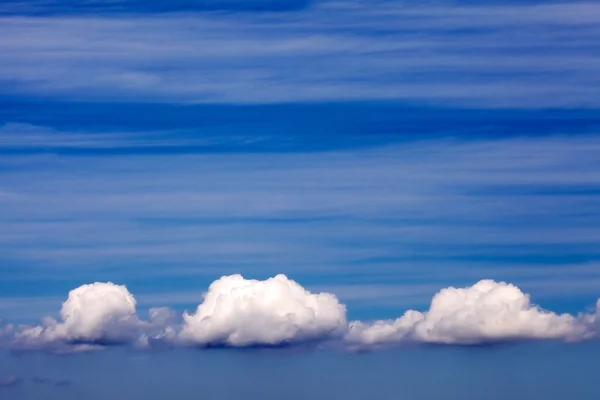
[6,276,600,352]
[179,274,347,347]
[346,279,594,348]
[12,282,148,352]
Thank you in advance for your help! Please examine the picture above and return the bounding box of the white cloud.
[346,280,594,348]
[12,282,144,351]
[6,276,600,352]
[179,274,346,346]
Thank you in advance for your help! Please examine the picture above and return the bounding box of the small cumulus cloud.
[12,282,146,352]
[4,275,600,352]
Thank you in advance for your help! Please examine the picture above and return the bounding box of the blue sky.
[1,0,600,398]
[2,110,600,322]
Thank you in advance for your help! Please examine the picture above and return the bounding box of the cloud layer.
[4,275,600,352]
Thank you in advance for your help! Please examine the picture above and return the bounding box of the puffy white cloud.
[179,274,347,347]
[6,276,600,352]
[12,282,145,351]
[346,280,592,348]
[8,275,346,351]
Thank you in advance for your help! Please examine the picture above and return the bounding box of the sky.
[2,0,600,399]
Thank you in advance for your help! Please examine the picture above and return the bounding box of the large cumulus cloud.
[179,274,347,347]
[346,279,594,347]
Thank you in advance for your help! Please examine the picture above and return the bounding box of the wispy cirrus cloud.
[0,122,267,151]
[1,133,600,321]
[0,1,599,106]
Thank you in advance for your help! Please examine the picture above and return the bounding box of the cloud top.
[180,274,347,346]
[5,275,600,352]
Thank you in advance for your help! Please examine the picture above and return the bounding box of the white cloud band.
[4,275,599,352]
